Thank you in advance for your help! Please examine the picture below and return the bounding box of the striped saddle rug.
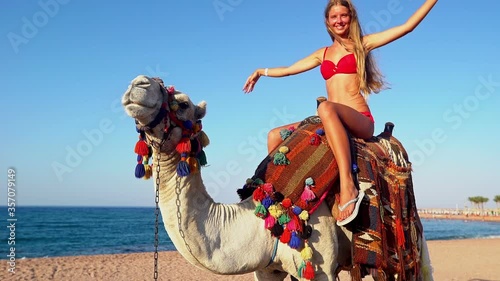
[237,116,425,280]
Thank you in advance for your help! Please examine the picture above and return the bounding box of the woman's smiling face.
[326,5,351,38]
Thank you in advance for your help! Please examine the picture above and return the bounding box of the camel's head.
[122,75,207,156]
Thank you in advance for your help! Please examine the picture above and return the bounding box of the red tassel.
[303,261,315,280]
[176,137,191,154]
[309,133,321,145]
[134,139,149,156]
[396,218,406,249]
[281,198,292,209]
[280,228,291,243]
[253,188,266,201]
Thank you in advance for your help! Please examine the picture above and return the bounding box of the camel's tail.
[419,235,434,281]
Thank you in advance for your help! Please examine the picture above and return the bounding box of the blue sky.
[1,0,499,209]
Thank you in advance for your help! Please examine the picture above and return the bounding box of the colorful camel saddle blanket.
[237,115,425,280]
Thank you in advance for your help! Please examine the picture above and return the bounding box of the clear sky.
[1,0,499,209]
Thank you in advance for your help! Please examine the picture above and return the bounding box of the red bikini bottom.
[360,111,375,123]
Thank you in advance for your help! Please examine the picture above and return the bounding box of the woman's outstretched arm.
[363,0,438,51]
[243,48,324,93]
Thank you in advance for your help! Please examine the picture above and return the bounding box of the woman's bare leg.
[267,121,302,154]
[317,101,374,222]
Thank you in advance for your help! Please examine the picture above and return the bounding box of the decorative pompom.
[286,217,298,231]
[254,178,264,185]
[301,244,313,261]
[300,225,313,240]
[262,196,274,209]
[134,139,149,156]
[300,186,316,202]
[264,215,276,229]
[292,206,302,215]
[303,261,315,280]
[176,159,191,177]
[273,147,290,165]
[309,133,321,145]
[268,204,284,219]
[198,131,210,147]
[176,138,191,154]
[190,138,201,154]
[271,192,284,202]
[288,126,296,132]
[253,188,266,202]
[270,224,284,237]
[352,163,359,173]
[254,203,267,218]
[280,228,291,243]
[144,164,153,180]
[299,210,310,221]
[289,232,302,249]
[281,198,292,209]
[298,261,306,278]
[166,85,176,94]
[197,150,208,166]
[262,183,274,194]
[305,177,314,186]
[316,128,325,136]
[187,156,199,173]
[280,128,292,140]
[278,213,291,225]
[135,163,145,178]
[182,120,193,130]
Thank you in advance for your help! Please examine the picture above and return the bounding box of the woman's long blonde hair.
[324,0,385,97]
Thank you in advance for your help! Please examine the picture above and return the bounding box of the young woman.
[242,0,438,226]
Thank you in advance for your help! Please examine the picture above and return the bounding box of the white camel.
[121,75,432,281]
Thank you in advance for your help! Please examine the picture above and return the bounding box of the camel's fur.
[121,75,432,280]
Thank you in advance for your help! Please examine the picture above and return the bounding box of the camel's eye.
[178,102,189,110]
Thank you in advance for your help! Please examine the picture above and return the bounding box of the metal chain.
[174,176,208,269]
[153,152,161,281]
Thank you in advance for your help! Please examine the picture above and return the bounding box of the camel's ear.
[195,101,207,120]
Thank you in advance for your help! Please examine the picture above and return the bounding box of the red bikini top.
[320,47,357,80]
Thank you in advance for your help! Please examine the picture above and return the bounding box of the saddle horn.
[378,122,395,139]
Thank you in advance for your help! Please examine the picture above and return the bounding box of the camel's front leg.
[254,269,288,281]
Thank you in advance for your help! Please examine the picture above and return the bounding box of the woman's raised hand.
[242,69,261,93]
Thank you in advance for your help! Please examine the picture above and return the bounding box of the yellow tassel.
[301,244,313,260]
[268,204,284,219]
[299,210,309,221]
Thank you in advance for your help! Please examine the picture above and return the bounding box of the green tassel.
[278,213,291,225]
[273,146,290,165]
[254,203,267,219]
[297,261,306,278]
[197,149,207,166]
[273,152,290,165]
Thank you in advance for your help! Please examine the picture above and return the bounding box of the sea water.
[1,207,499,259]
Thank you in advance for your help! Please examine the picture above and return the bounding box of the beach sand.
[2,238,500,281]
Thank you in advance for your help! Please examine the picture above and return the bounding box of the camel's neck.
[154,152,273,274]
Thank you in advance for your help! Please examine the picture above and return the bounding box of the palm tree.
[494,195,500,209]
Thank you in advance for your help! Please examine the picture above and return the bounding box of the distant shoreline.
[418,212,500,223]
